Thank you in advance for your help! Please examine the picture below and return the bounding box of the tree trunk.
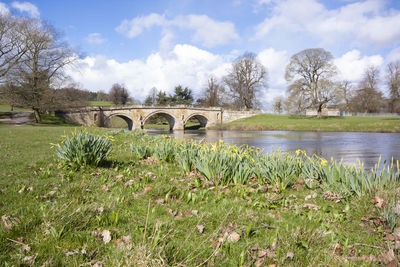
[317,103,323,118]
[33,108,41,123]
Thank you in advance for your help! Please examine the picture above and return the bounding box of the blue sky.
[1,0,400,108]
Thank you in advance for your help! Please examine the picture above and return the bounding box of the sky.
[1,0,400,110]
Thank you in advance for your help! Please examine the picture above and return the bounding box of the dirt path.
[0,111,33,125]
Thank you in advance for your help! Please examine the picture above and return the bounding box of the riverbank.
[0,125,399,265]
[214,114,400,133]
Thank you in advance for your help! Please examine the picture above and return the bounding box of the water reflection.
[147,129,400,169]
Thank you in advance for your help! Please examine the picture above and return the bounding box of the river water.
[147,129,400,170]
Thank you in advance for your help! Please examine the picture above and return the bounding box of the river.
[147,129,400,170]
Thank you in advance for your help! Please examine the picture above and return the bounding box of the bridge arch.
[143,111,176,130]
[184,113,208,129]
[105,113,133,130]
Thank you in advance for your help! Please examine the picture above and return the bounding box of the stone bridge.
[55,105,261,130]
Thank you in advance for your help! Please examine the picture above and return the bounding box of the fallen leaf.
[303,203,321,210]
[371,196,385,208]
[227,232,241,243]
[116,174,124,179]
[101,185,109,192]
[48,190,56,196]
[393,227,400,239]
[395,201,400,215]
[191,210,199,215]
[286,252,294,260]
[384,234,395,241]
[255,258,265,267]
[379,249,397,266]
[1,215,12,230]
[101,230,111,244]
[348,254,378,262]
[156,198,165,205]
[143,185,152,194]
[196,225,205,233]
[167,208,177,217]
[96,207,104,214]
[124,180,134,186]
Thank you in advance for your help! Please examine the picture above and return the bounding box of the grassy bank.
[216,114,400,133]
[0,125,399,265]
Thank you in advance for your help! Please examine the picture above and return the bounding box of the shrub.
[55,131,112,167]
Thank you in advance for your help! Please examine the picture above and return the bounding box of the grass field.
[0,124,399,265]
[216,114,400,133]
[0,104,30,111]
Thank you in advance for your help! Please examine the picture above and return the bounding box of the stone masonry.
[55,105,261,130]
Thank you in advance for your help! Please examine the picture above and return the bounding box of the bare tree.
[336,80,353,113]
[285,48,338,116]
[197,76,227,107]
[144,87,158,105]
[272,96,284,114]
[6,19,75,122]
[223,52,267,109]
[350,66,384,113]
[387,61,400,113]
[109,83,129,105]
[0,14,28,83]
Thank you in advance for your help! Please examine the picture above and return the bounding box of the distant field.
[0,104,30,111]
[89,101,113,106]
[216,114,400,133]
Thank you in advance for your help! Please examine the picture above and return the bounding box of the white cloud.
[386,47,400,63]
[115,13,239,48]
[115,13,165,39]
[11,1,39,18]
[334,49,384,82]
[85,33,107,45]
[255,0,400,47]
[67,44,227,100]
[0,2,10,15]
[175,15,239,48]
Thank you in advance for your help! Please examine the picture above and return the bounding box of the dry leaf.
[101,185,109,192]
[348,254,378,262]
[101,230,111,244]
[191,210,199,215]
[1,215,12,230]
[124,180,134,186]
[393,227,400,239]
[116,174,124,179]
[395,201,400,215]
[156,198,165,205]
[96,207,104,214]
[196,225,205,233]
[255,258,265,267]
[227,232,241,243]
[371,196,385,208]
[379,249,397,266]
[167,208,177,217]
[286,252,294,260]
[303,203,321,210]
[143,185,152,194]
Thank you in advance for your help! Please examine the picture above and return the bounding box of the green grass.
[89,101,113,106]
[217,114,400,133]
[0,104,31,111]
[0,126,398,266]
